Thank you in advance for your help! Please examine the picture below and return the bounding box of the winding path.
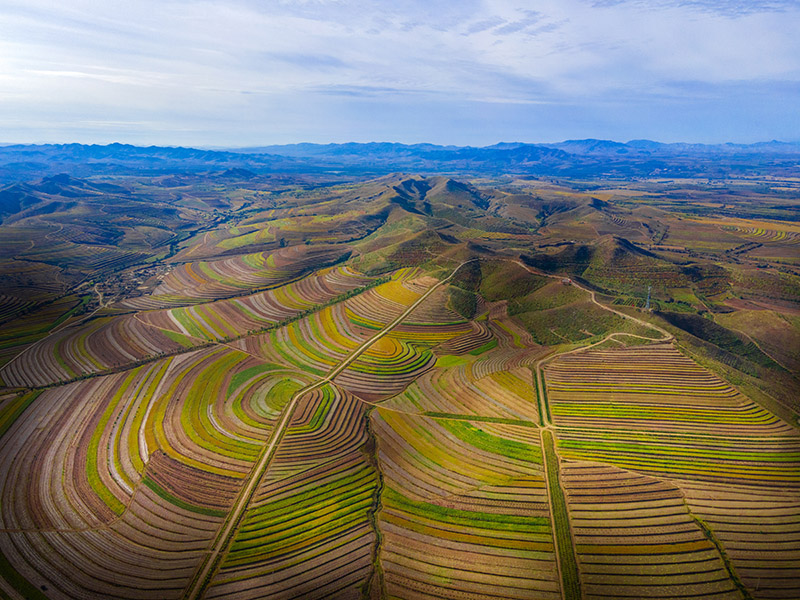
[509,258,673,427]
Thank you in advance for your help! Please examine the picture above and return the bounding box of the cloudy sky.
[1,0,798,146]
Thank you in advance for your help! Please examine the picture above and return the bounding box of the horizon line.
[2,138,799,150]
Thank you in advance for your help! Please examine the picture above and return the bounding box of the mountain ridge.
[1,139,799,182]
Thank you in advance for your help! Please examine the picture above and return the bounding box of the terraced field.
[562,462,741,600]
[716,221,800,245]
[0,313,192,387]
[373,410,560,600]
[0,351,253,599]
[0,265,377,388]
[545,343,800,600]
[2,260,797,600]
[206,385,379,600]
[0,293,88,370]
[0,173,798,600]
[123,245,350,309]
[138,265,376,342]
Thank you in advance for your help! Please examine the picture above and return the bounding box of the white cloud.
[0,0,797,144]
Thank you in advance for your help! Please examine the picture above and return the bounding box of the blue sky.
[1,0,798,146]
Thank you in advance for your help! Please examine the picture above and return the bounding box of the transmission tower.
[645,285,651,311]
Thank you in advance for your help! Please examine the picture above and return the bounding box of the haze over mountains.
[2,139,799,182]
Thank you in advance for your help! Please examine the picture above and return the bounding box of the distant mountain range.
[1,139,799,182]
[236,139,800,157]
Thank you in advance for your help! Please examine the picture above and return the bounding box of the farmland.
[0,168,798,599]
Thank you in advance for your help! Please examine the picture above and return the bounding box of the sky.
[1,0,799,147]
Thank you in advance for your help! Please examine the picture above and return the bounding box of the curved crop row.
[372,409,559,600]
[21,241,146,273]
[382,362,540,423]
[0,485,222,600]
[3,266,377,388]
[486,301,537,349]
[0,347,302,528]
[344,269,425,329]
[0,363,221,598]
[138,265,376,342]
[0,293,33,323]
[470,302,547,378]
[680,480,800,600]
[333,278,476,401]
[207,385,378,600]
[0,314,193,388]
[0,347,313,599]
[561,461,741,600]
[546,344,796,437]
[143,348,315,479]
[403,285,464,324]
[260,385,371,485]
[232,272,451,385]
[231,272,440,378]
[236,303,368,376]
[124,245,349,309]
[437,319,494,354]
[335,320,474,401]
[721,225,800,245]
[0,294,87,371]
